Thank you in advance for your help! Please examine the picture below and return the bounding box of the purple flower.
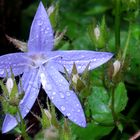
[0,2,113,133]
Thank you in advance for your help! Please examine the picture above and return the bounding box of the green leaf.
[114,82,128,113]
[71,122,113,140]
[88,86,113,124]
[116,122,123,132]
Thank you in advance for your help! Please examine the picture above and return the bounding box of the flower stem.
[122,23,131,65]
[111,85,117,124]
[115,0,121,53]
[17,107,29,140]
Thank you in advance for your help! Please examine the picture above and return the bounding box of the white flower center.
[27,53,62,69]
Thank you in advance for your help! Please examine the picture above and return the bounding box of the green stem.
[115,0,121,52]
[111,86,117,124]
[122,24,131,65]
[17,107,29,140]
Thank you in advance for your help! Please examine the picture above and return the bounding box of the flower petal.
[2,68,41,133]
[50,51,113,73]
[28,2,54,52]
[40,65,86,127]
[2,114,18,133]
[19,68,41,118]
[0,53,27,77]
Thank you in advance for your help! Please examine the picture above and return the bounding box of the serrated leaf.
[88,86,113,124]
[114,82,128,113]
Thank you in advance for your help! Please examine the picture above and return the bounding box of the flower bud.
[6,78,14,94]
[94,25,100,40]
[113,60,121,77]
[44,126,59,140]
[44,109,52,121]
[47,5,55,16]
[72,73,79,85]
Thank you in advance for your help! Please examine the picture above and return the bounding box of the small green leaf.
[116,122,123,132]
[114,82,128,113]
[88,86,113,124]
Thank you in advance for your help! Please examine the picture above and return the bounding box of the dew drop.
[60,92,65,99]
[81,122,86,127]
[25,109,29,114]
[47,84,52,90]
[20,100,23,104]
[13,64,17,67]
[30,95,34,100]
[37,20,43,26]
[52,91,56,95]
[74,119,77,122]
[45,30,48,34]
[77,109,80,112]
[51,96,54,100]
[78,66,82,69]
[76,104,80,107]
[29,81,33,85]
[46,27,50,30]
[0,69,4,75]
[66,113,71,117]
[66,92,71,96]
[61,106,65,111]
[93,58,96,61]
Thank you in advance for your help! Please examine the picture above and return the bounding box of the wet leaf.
[88,86,113,124]
[114,82,128,113]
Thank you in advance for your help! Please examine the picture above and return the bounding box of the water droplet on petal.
[52,92,56,95]
[66,92,71,96]
[47,27,50,30]
[93,58,96,61]
[60,92,65,99]
[25,109,29,114]
[30,95,34,99]
[66,113,71,117]
[45,30,48,34]
[0,69,4,75]
[20,100,23,104]
[37,20,43,26]
[47,84,52,90]
[61,106,65,111]
[76,104,79,107]
[81,122,86,127]
[74,119,77,122]
[77,109,80,112]
[78,66,82,69]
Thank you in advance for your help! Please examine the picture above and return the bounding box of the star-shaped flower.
[0,2,113,133]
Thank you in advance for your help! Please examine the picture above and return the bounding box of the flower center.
[27,53,62,68]
[28,53,48,68]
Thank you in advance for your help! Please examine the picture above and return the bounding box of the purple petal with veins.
[19,68,41,119]
[27,2,54,52]
[50,51,113,73]
[40,65,86,127]
[0,53,27,77]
